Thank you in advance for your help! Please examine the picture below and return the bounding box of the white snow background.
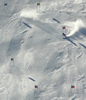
[0,0,86,100]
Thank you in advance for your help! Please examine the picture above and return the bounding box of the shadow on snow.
[53,18,60,24]
[65,37,77,46]
[79,43,86,49]
[23,22,32,28]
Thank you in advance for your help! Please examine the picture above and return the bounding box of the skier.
[63,33,66,38]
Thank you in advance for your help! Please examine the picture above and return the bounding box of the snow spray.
[63,19,85,37]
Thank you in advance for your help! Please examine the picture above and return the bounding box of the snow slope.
[0,0,86,100]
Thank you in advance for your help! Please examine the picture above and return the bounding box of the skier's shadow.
[65,37,77,46]
[79,43,86,48]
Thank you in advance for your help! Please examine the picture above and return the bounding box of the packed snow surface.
[0,0,86,100]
